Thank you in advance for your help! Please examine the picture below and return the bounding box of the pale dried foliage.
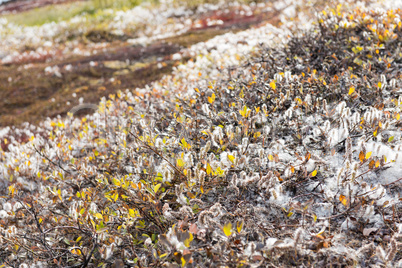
[0,3,401,268]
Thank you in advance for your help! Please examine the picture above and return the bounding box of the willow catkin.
[376,246,386,261]
[323,99,327,113]
[386,238,398,262]
[345,137,352,163]
[293,227,303,248]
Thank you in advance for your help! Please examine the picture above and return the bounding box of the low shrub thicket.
[0,5,401,267]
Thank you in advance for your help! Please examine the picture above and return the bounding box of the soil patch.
[0,0,85,14]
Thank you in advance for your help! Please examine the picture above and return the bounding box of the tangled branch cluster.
[0,4,401,267]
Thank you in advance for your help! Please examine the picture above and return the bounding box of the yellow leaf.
[206,163,212,175]
[269,80,276,90]
[359,151,365,162]
[339,195,348,206]
[181,257,186,267]
[181,138,188,148]
[228,155,235,163]
[57,189,62,201]
[348,86,355,95]
[268,154,274,161]
[375,160,380,168]
[388,136,394,142]
[237,220,244,233]
[128,208,137,218]
[94,213,103,220]
[154,183,162,194]
[369,160,375,169]
[365,152,372,159]
[378,82,382,88]
[159,253,168,258]
[113,178,121,187]
[313,214,317,222]
[177,159,185,168]
[223,222,232,237]
[71,249,81,255]
[396,113,400,120]
[311,170,317,177]
[317,229,325,236]
[184,233,193,247]
[239,105,250,118]
[216,166,224,177]
[208,93,215,104]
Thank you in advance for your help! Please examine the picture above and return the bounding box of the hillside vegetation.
[0,0,280,127]
[0,0,401,267]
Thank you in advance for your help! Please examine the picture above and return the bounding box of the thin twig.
[129,131,186,179]
[319,205,357,220]
[43,225,92,235]
[81,239,97,268]
[1,235,40,257]
[382,177,402,187]
[33,145,71,175]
